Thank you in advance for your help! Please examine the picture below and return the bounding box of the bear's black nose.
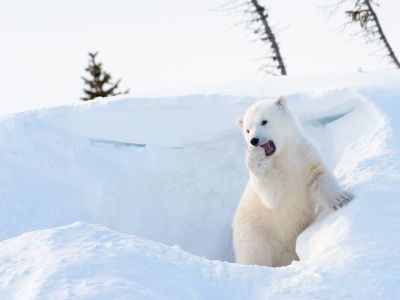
[250,138,259,146]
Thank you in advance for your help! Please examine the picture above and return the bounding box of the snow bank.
[0,72,400,299]
[0,222,269,300]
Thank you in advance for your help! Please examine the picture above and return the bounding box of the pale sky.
[0,0,399,114]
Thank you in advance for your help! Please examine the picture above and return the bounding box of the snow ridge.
[0,80,399,299]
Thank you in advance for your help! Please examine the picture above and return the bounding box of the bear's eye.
[261,120,267,125]
[246,129,250,133]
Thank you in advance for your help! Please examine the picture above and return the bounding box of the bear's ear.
[275,96,287,109]
[236,117,243,129]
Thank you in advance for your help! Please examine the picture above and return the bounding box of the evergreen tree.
[81,52,129,101]
[344,0,400,69]
[248,0,287,75]
[219,0,287,75]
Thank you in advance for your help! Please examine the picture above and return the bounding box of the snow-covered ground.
[0,72,399,299]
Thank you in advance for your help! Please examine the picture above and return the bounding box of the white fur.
[233,97,351,267]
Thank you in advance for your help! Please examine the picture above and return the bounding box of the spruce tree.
[219,0,287,75]
[343,0,400,69]
[249,0,287,75]
[81,52,129,101]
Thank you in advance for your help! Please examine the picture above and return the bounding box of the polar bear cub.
[233,97,351,267]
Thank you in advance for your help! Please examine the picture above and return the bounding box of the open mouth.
[260,141,276,156]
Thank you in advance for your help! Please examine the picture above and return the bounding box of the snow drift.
[0,72,399,299]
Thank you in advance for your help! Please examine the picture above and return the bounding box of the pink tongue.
[261,142,274,154]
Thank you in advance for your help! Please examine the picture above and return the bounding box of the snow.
[0,72,400,299]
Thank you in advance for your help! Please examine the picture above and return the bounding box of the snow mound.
[0,222,268,300]
[1,74,400,298]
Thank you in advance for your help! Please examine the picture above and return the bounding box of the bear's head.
[237,96,298,157]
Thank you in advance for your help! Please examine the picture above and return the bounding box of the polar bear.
[233,97,352,267]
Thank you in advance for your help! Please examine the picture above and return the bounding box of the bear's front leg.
[310,171,353,211]
[245,148,284,209]
[331,191,353,210]
[245,147,270,176]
